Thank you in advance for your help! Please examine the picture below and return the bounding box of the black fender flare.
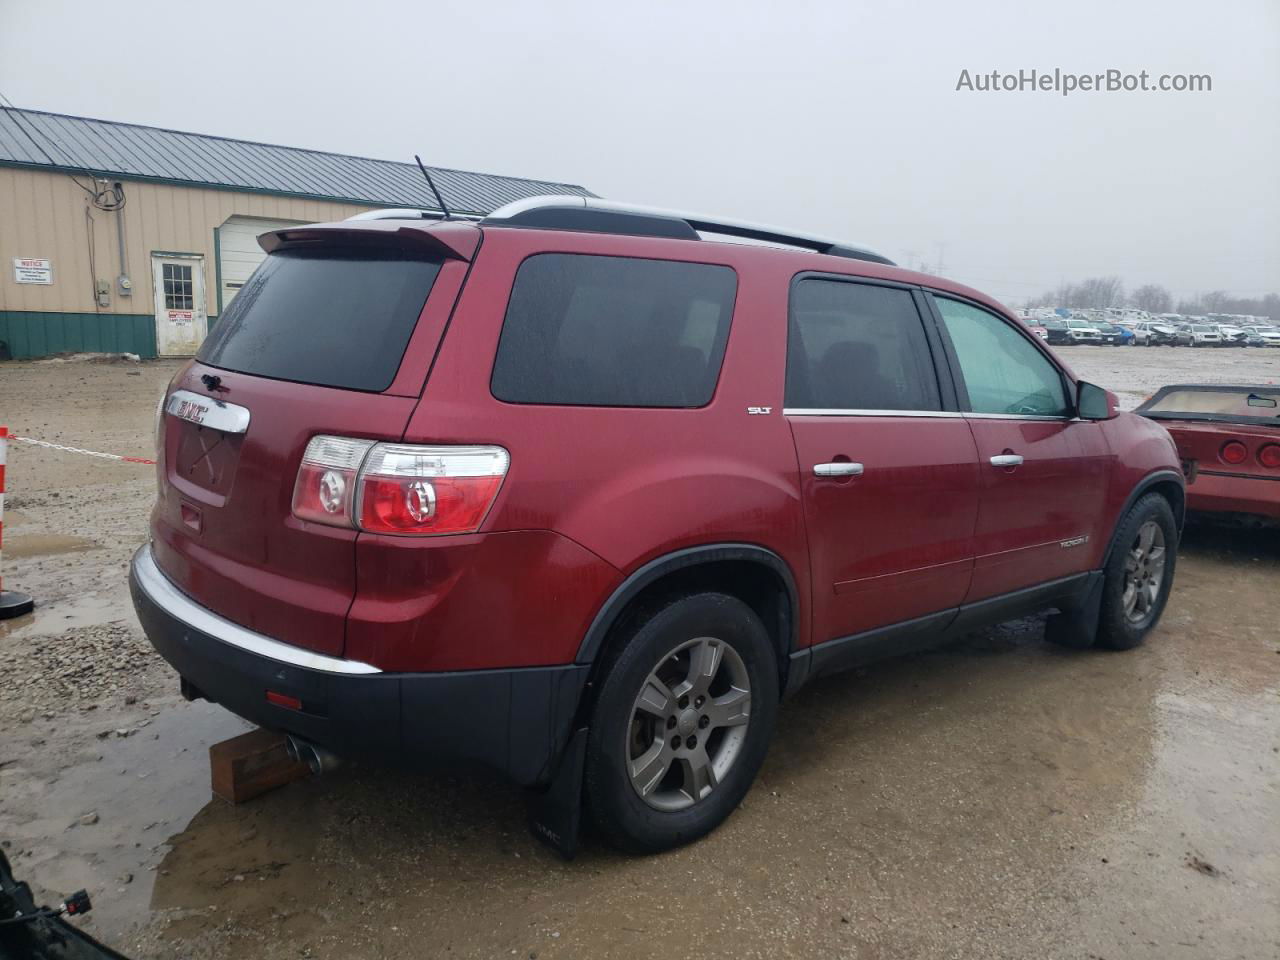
[574,543,800,665]
[1102,469,1186,566]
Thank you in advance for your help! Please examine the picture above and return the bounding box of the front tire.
[584,592,779,853]
[1096,493,1178,650]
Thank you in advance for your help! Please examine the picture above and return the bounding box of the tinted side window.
[933,296,1070,417]
[490,254,737,407]
[785,279,941,411]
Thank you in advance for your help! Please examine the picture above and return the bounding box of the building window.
[163,263,194,310]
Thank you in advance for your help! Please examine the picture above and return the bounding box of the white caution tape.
[10,435,156,465]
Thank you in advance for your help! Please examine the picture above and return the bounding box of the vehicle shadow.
[1179,516,1280,564]
[146,599,1160,959]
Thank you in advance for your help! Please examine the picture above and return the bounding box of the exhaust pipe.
[284,735,342,775]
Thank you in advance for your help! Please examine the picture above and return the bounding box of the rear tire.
[584,592,779,853]
[1096,494,1178,650]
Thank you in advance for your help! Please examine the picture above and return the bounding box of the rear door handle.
[814,462,864,477]
[989,454,1024,467]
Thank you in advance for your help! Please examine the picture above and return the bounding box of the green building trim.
[0,311,158,360]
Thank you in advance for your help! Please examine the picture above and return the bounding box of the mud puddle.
[2,701,250,947]
[0,591,136,641]
[2,533,100,558]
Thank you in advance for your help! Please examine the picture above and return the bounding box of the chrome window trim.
[131,545,382,675]
[165,389,251,435]
[783,408,1074,422]
[783,408,962,418]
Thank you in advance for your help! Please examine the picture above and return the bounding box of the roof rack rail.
[482,195,895,265]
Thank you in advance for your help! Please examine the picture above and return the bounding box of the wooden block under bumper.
[210,728,312,804]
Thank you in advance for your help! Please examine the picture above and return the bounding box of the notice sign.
[14,257,53,284]
[167,310,194,324]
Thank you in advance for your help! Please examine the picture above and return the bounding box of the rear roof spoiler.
[258,219,480,261]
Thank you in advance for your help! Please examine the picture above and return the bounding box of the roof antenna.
[414,154,452,220]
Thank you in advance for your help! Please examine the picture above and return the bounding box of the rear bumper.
[1186,472,1280,520]
[129,545,587,786]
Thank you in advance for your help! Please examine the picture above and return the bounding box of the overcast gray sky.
[2,0,1276,304]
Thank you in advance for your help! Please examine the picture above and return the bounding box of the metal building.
[0,107,593,359]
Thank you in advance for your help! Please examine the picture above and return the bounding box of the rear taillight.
[1259,444,1280,469]
[356,444,509,535]
[292,436,375,527]
[1220,440,1248,465]
[291,437,509,536]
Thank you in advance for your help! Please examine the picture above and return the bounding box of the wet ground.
[1,351,1277,959]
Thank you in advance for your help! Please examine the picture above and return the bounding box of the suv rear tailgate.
[151,225,475,658]
[153,365,421,656]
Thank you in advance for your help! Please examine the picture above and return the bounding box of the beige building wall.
[0,166,371,316]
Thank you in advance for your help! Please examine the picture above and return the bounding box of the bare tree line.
[1026,278,1279,320]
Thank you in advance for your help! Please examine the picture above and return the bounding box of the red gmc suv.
[130,197,1184,854]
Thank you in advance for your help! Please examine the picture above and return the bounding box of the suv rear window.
[490,254,737,407]
[198,248,442,392]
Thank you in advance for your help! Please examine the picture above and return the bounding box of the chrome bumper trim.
[131,545,382,675]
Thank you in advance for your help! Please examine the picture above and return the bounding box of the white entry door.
[152,254,207,357]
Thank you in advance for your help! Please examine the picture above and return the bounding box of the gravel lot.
[1,349,1277,960]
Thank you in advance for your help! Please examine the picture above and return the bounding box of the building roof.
[0,107,593,215]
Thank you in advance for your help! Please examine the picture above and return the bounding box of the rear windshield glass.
[491,254,737,407]
[1142,388,1280,421]
[198,248,442,392]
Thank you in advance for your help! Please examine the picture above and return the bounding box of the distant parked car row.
[1023,316,1280,347]
[1033,318,1135,346]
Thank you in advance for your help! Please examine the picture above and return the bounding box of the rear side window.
[198,248,442,392]
[932,296,1070,417]
[785,279,941,411]
[490,254,737,407]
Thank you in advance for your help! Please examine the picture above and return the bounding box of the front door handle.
[814,461,864,477]
[989,454,1024,467]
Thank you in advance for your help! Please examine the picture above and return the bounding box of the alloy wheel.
[1122,520,1166,625]
[626,636,751,812]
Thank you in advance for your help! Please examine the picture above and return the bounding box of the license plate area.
[173,423,244,501]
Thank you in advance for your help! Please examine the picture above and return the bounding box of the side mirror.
[1077,380,1117,420]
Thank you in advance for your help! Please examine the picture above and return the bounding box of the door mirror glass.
[1077,380,1114,420]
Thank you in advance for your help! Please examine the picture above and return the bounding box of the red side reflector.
[266,690,303,711]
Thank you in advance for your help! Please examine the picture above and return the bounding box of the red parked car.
[1137,384,1280,524]
[1020,317,1050,341]
[131,197,1185,854]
